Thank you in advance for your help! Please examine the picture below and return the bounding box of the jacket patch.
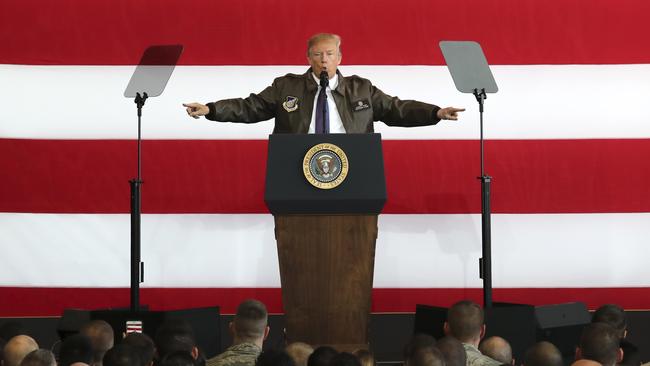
[282,96,299,112]
[353,99,370,112]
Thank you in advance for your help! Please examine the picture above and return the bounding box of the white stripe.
[1,213,649,288]
[1,65,649,139]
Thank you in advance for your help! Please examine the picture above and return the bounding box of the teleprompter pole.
[130,92,147,312]
[474,88,492,308]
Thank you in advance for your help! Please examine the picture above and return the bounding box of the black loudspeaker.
[57,309,91,340]
[87,306,220,358]
[413,304,446,340]
[535,302,590,362]
[485,303,536,364]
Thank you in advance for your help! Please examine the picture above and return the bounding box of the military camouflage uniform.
[206,343,262,366]
[463,343,502,366]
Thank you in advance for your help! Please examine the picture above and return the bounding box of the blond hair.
[306,33,342,57]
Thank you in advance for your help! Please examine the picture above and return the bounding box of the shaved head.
[233,299,268,342]
[20,349,56,366]
[436,336,466,366]
[523,342,562,366]
[80,320,114,366]
[3,335,39,366]
[578,323,621,366]
[592,304,626,338]
[285,342,314,366]
[446,301,484,343]
[571,360,602,366]
[479,336,512,365]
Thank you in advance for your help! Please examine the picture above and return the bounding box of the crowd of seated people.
[0,300,647,366]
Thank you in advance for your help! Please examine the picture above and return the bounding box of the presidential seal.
[303,143,349,189]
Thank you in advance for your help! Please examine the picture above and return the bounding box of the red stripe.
[0,287,648,317]
[2,138,650,214]
[1,0,649,65]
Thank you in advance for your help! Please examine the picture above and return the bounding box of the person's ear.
[575,347,582,361]
[263,326,270,340]
[443,322,450,335]
[191,346,199,360]
[229,321,235,336]
[617,348,624,363]
[479,324,486,339]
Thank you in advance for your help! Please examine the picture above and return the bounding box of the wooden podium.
[265,134,386,349]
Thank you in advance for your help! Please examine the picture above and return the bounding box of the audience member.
[80,320,115,366]
[19,350,56,366]
[576,323,622,366]
[59,334,93,366]
[3,336,39,366]
[403,334,436,360]
[306,347,337,366]
[436,336,466,366]
[206,299,269,366]
[406,347,445,366]
[103,344,141,366]
[478,337,512,365]
[330,353,361,366]
[155,319,199,362]
[444,300,500,366]
[571,360,602,366]
[285,343,313,366]
[592,304,640,366]
[122,333,155,366]
[522,342,562,366]
[159,351,195,366]
[403,334,443,366]
[256,350,295,366]
[5,300,649,366]
[352,350,374,366]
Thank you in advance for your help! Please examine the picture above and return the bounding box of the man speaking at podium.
[183,33,464,133]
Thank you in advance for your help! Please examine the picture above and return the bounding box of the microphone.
[319,71,329,88]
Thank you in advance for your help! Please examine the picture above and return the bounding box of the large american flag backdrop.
[1,0,649,317]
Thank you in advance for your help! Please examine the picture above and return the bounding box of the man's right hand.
[183,103,210,119]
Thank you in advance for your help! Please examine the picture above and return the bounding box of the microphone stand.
[320,71,330,134]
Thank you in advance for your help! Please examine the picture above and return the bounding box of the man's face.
[308,39,341,79]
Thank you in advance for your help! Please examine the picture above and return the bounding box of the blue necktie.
[315,74,329,134]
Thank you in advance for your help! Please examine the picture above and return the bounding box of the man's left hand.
[437,107,465,121]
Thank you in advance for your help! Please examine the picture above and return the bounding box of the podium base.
[274,215,378,346]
